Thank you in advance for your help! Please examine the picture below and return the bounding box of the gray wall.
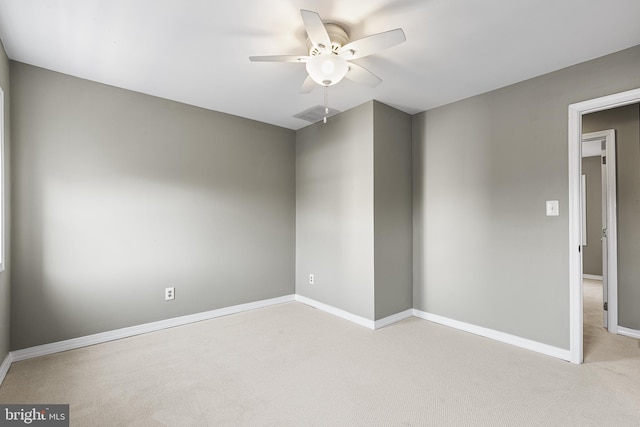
[295,101,413,321]
[583,104,640,330]
[0,41,10,362]
[581,156,602,277]
[413,45,640,349]
[10,62,295,350]
[373,101,412,319]
[295,102,375,320]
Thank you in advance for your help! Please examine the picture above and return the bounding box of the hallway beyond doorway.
[583,278,638,363]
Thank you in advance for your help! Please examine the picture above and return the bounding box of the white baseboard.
[412,309,572,362]
[6,294,412,383]
[2,294,577,388]
[583,274,603,280]
[0,353,11,386]
[618,326,640,339]
[294,295,413,330]
[294,295,375,329]
[375,309,414,329]
[10,294,295,363]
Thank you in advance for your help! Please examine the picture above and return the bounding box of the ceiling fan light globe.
[306,54,348,86]
[322,61,335,75]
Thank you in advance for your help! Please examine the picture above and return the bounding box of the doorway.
[581,129,617,333]
[568,87,640,364]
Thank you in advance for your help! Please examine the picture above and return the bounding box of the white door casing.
[569,89,639,364]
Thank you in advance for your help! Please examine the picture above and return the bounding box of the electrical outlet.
[165,287,175,301]
[309,274,314,285]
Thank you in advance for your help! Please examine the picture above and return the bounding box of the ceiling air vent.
[293,105,341,124]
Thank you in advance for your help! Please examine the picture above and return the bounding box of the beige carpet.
[1,297,639,426]
[583,278,639,363]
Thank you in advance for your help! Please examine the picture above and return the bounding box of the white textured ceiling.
[1,0,639,130]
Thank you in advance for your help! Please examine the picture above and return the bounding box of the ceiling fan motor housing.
[306,23,349,56]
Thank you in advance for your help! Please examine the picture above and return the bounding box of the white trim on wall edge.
[582,274,603,280]
[1,295,577,387]
[413,309,571,362]
[293,295,413,330]
[375,309,414,329]
[10,295,295,363]
[0,353,11,386]
[294,295,375,329]
[293,298,570,361]
[618,327,640,340]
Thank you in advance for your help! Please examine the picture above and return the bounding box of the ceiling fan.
[249,9,406,93]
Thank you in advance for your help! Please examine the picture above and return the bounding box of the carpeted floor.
[0,286,639,426]
[582,278,639,363]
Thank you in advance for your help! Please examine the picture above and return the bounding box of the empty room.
[0,1,639,425]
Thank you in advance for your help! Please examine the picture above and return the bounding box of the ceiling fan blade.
[338,28,406,59]
[345,62,382,87]
[300,75,317,94]
[249,55,309,63]
[300,10,331,51]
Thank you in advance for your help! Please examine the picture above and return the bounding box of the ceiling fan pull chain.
[323,85,329,124]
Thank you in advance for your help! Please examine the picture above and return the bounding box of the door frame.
[581,129,617,333]
[568,88,640,364]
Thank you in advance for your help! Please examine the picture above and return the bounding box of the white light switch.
[546,200,559,216]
